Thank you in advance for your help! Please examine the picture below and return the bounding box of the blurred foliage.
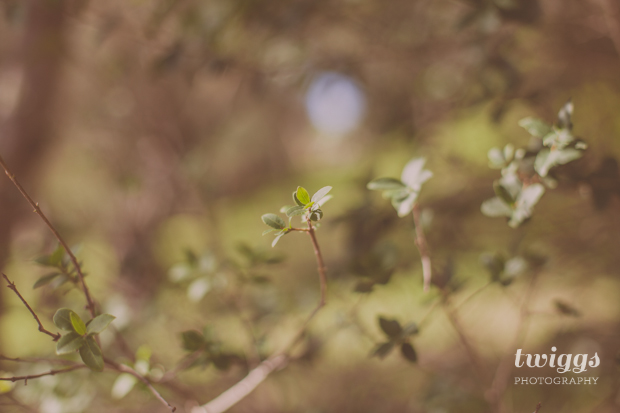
[1,0,620,412]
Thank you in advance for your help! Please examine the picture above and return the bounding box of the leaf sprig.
[261,186,332,247]
[367,158,432,217]
[482,101,586,228]
[53,308,115,371]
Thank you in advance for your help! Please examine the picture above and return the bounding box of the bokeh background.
[1,0,620,412]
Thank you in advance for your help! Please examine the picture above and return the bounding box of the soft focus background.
[1,0,620,412]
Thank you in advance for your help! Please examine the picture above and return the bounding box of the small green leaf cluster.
[480,251,546,286]
[372,317,419,363]
[367,158,432,217]
[482,101,586,228]
[179,328,244,371]
[32,244,84,289]
[168,250,226,303]
[261,186,332,247]
[53,308,115,372]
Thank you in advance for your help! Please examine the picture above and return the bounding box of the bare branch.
[1,273,60,341]
[0,155,97,318]
[104,358,177,412]
[534,402,542,413]
[192,216,329,413]
[0,365,85,383]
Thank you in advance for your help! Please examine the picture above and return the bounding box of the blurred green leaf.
[80,336,104,372]
[518,117,552,138]
[111,373,138,400]
[53,308,79,332]
[481,197,512,218]
[402,323,419,336]
[557,100,573,130]
[401,342,417,363]
[181,330,205,352]
[33,272,61,289]
[554,300,581,317]
[87,314,116,335]
[56,332,85,355]
[401,158,433,190]
[262,228,277,236]
[272,231,287,247]
[379,317,403,339]
[493,181,515,205]
[311,186,332,203]
[310,209,323,221]
[261,214,286,229]
[367,178,406,191]
[372,342,395,359]
[286,205,306,217]
[487,147,506,169]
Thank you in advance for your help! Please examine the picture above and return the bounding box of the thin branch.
[0,355,78,365]
[412,204,432,292]
[442,295,488,383]
[0,154,97,318]
[104,358,177,412]
[534,402,542,413]
[1,273,60,341]
[0,365,85,383]
[193,216,329,413]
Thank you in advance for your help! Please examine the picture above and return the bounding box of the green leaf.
[394,192,418,217]
[272,231,286,247]
[518,183,545,210]
[493,181,515,205]
[372,342,395,359]
[316,194,333,207]
[181,330,205,352]
[56,332,85,355]
[557,100,573,130]
[309,209,323,221]
[296,186,311,205]
[70,312,87,336]
[79,336,104,372]
[311,186,332,203]
[292,191,304,206]
[53,308,79,332]
[401,342,417,363]
[86,314,116,335]
[261,214,286,229]
[379,317,403,339]
[481,197,512,218]
[33,273,61,289]
[262,228,276,236]
[518,117,552,138]
[286,205,306,217]
[279,205,295,213]
[49,244,66,267]
[367,178,406,191]
[487,147,506,169]
[401,158,433,190]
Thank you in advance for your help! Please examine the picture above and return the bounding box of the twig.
[1,273,60,341]
[192,216,329,413]
[104,358,177,412]
[0,355,78,365]
[412,204,432,292]
[487,273,539,412]
[0,365,85,383]
[0,154,97,318]
[442,295,488,383]
[534,402,542,413]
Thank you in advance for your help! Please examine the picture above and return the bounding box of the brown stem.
[442,295,487,383]
[104,358,176,412]
[0,155,97,318]
[1,273,60,341]
[534,402,542,413]
[412,204,432,292]
[193,216,329,413]
[0,365,85,383]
